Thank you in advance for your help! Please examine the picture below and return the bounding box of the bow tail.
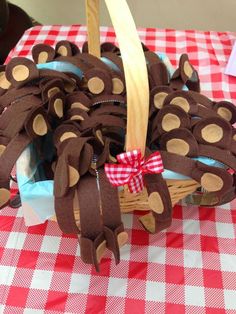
[128,173,144,193]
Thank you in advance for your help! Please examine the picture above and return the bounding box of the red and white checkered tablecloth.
[1,25,236,314]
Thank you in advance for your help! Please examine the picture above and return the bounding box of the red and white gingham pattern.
[1,25,236,313]
[105,149,163,193]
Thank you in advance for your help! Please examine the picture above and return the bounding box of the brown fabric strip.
[144,173,172,233]
[77,173,106,271]
[98,169,125,264]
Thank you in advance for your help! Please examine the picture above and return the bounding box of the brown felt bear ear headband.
[55,40,80,57]
[188,91,236,124]
[53,123,81,151]
[160,127,233,161]
[5,57,39,88]
[163,90,218,118]
[77,53,125,96]
[32,44,56,64]
[192,116,232,150]
[47,91,65,119]
[152,104,191,136]
[160,150,233,199]
[149,86,173,118]
[40,78,64,102]
[170,54,200,92]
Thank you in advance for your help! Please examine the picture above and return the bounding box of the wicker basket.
[50,0,200,231]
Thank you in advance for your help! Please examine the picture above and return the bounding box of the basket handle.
[86,0,149,156]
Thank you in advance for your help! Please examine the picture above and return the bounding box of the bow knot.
[105,149,164,193]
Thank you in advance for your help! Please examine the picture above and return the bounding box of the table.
[1,25,236,314]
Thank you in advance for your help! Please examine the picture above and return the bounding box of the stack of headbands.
[0,40,235,270]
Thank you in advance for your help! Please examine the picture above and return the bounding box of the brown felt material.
[32,44,56,64]
[54,137,91,198]
[80,115,126,131]
[77,174,106,271]
[145,50,162,65]
[66,108,89,122]
[102,52,124,72]
[40,78,64,102]
[149,86,172,118]
[149,63,169,88]
[160,151,233,196]
[66,91,92,111]
[213,101,236,124]
[24,106,49,139]
[0,133,31,209]
[164,90,219,118]
[144,173,172,233]
[91,94,125,106]
[48,91,65,119]
[53,124,81,150]
[0,86,41,110]
[188,90,213,109]
[54,191,80,234]
[91,105,127,118]
[56,40,80,57]
[160,128,199,157]
[152,104,190,135]
[0,69,11,94]
[5,57,39,87]
[85,68,112,95]
[56,55,92,73]
[101,42,120,54]
[193,116,232,149]
[77,53,110,71]
[99,169,125,264]
[39,69,76,91]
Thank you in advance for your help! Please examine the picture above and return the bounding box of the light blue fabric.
[37,61,83,79]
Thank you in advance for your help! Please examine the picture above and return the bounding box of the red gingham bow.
[104,149,164,193]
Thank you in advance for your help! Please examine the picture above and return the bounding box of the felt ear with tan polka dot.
[53,123,81,150]
[85,67,113,95]
[160,150,233,196]
[170,54,200,92]
[149,86,172,117]
[66,91,92,112]
[24,106,50,139]
[5,57,39,88]
[47,91,65,119]
[179,54,200,92]
[213,101,236,124]
[193,116,232,150]
[66,107,89,122]
[55,40,80,57]
[140,173,173,234]
[160,128,199,157]
[32,44,56,64]
[0,66,11,96]
[40,78,64,102]
[152,104,191,136]
[163,90,218,118]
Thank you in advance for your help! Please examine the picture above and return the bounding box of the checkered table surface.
[1,25,236,314]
